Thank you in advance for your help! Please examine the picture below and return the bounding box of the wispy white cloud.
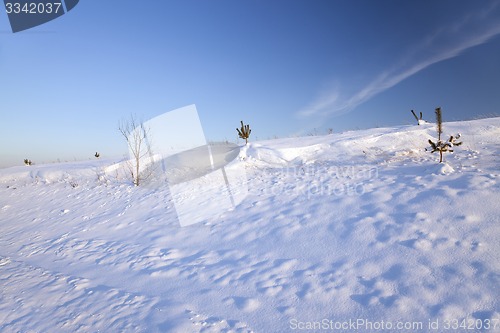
[297,2,500,118]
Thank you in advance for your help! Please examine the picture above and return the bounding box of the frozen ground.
[0,118,499,332]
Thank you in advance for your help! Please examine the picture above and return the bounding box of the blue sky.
[1,0,500,167]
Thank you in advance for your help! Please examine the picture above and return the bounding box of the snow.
[1,118,499,332]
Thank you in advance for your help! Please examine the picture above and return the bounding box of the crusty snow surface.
[1,118,499,333]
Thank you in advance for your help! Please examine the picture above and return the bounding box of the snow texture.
[0,118,499,332]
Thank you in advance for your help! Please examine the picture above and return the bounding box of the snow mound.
[437,162,455,174]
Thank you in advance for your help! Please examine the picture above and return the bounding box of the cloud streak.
[298,2,500,118]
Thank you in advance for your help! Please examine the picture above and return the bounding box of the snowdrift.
[0,118,499,332]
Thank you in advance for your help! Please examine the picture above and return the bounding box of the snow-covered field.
[1,118,499,333]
